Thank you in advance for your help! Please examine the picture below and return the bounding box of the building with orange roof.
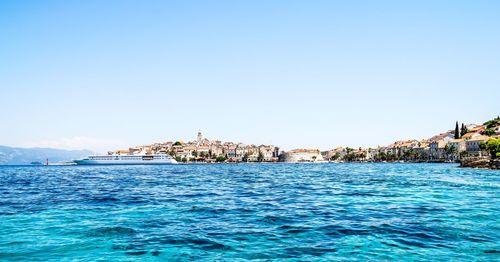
[462,132,480,140]
[465,135,491,153]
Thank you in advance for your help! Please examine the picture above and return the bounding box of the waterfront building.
[196,145,210,155]
[365,148,379,160]
[183,145,196,157]
[430,140,447,160]
[465,135,490,153]
[226,144,238,161]
[258,145,277,162]
[448,139,466,152]
[234,144,246,162]
[281,149,325,163]
[446,138,466,161]
[246,145,259,162]
[400,140,419,153]
[413,141,430,159]
[209,142,224,157]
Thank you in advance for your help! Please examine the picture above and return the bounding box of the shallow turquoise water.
[0,163,499,261]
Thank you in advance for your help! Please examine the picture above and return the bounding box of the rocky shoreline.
[460,157,500,169]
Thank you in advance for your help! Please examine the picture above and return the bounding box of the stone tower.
[197,131,203,145]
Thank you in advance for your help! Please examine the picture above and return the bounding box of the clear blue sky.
[1,0,499,152]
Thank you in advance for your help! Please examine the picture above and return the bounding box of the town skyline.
[4,115,497,153]
[85,115,499,164]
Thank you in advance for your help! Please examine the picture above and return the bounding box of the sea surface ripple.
[0,163,499,261]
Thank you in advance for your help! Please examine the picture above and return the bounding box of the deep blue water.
[0,163,499,261]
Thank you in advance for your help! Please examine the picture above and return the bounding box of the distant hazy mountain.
[0,146,91,165]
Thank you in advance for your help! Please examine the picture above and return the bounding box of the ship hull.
[74,159,177,165]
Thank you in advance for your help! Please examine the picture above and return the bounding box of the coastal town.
[110,132,281,163]
[324,117,500,166]
[107,117,500,168]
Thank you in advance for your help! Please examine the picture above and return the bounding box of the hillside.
[0,146,91,165]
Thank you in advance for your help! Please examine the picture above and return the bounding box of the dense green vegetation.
[216,156,227,162]
[481,138,500,159]
[454,122,460,139]
[371,149,429,162]
[482,128,496,136]
[482,116,499,137]
[484,116,500,128]
[460,123,468,137]
[454,121,469,138]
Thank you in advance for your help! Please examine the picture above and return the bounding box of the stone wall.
[281,151,325,163]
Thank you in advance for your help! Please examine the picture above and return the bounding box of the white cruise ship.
[74,153,177,165]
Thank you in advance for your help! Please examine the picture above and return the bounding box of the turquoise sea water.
[0,163,499,261]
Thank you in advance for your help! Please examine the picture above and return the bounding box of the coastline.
[7,161,464,167]
[460,157,500,170]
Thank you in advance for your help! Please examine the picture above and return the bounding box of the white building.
[281,149,325,163]
[465,135,490,153]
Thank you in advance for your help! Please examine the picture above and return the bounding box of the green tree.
[386,152,396,161]
[344,151,356,161]
[173,141,182,146]
[484,116,500,128]
[346,147,353,155]
[257,152,264,162]
[357,152,366,161]
[444,144,458,161]
[454,121,460,139]
[377,151,387,161]
[460,123,468,137]
[181,157,187,163]
[418,151,429,161]
[482,128,496,136]
[216,156,226,162]
[481,138,500,159]
[191,151,198,157]
[330,153,340,161]
[403,149,416,161]
[243,152,249,162]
